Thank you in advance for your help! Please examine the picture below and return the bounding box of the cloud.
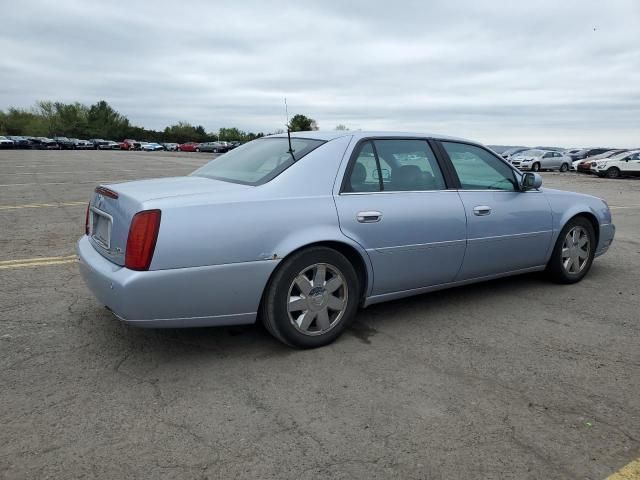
[1,0,639,146]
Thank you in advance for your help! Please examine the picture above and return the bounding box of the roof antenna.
[284,97,294,159]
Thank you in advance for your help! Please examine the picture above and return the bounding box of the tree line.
[0,100,320,143]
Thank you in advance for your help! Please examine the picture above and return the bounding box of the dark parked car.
[197,142,230,153]
[54,137,75,149]
[7,136,32,149]
[90,139,109,149]
[570,148,610,161]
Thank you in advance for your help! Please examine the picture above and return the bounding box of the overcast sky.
[1,0,639,147]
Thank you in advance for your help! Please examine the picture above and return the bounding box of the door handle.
[473,205,492,216]
[357,211,382,223]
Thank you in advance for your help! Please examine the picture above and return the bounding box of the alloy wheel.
[287,263,348,336]
[561,226,590,274]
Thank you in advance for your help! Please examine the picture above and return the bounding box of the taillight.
[85,203,90,235]
[125,210,161,271]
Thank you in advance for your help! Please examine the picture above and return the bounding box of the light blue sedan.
[78,131,615,348]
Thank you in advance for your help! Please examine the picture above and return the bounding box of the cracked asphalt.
[1,150,639,479]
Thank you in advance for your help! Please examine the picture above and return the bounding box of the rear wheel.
[546,217,596,284]
[532,162,541,172]
[195,147,200,152]
[261,247,360,348]
[605,167,620,179]
[560,163,569,172]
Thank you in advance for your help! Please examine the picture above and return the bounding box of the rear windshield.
[191,137,325,185]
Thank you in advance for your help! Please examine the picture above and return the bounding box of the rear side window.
[345,139,446,192]
[441,141,517,191]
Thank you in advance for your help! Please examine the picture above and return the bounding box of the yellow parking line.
[0,255,78,269]
[0,201,86,211]
[606,458,640,479]
[0,255,78,265]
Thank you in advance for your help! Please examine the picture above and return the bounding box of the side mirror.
[521,172,542,191]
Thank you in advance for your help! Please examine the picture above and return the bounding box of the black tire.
[532,162,541,172]
[260,246,360,348]
[195,148,200,152]
[546,216,596,284]
[605,167,620,179]
[560,163,569,172]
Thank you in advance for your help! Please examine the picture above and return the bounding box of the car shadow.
[92,267,595,360]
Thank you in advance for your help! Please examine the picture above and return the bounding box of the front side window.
[345,139,446,192]
[441,141,517,191]
[191,137,325,185]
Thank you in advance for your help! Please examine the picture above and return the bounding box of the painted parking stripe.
[605,458,640,480]
[0,180,124,187]
[0,255,78,270]
[0,201,86,210]
[609,205,640,210]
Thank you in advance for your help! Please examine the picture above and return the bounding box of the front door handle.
[357,211,382,223]
[473,205,492,216]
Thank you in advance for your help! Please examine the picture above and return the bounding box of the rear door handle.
[473,205,492,216]
[357,211,382,223]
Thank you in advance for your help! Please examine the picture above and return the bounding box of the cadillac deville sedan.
[78,131,615,348]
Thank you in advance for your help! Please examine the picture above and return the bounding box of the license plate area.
[90,207,113,250]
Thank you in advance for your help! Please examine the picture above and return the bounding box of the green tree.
[335,124,349,131]
[86,100,130,140]
[163,122,208,143]
[288,114,317,132]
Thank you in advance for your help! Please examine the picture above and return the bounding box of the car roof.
[267,130,475,143]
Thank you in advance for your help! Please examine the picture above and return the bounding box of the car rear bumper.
[77,235,278,328]
[595,223,615,257]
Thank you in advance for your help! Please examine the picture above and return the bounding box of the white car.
[591,150,640,178]
[510,149,572,172]
[0,136,14,148]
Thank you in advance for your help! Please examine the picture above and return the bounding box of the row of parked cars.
[0,135,241,153]
[500,147,640,178]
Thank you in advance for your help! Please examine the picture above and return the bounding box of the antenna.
[284,97,294,158]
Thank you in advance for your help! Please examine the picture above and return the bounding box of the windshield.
[191,137,326,185]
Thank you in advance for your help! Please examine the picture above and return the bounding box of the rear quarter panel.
[146,135,368,273]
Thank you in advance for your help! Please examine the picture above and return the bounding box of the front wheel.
[195,148,200,152]
[546,217,596,284]
[261,247,360,348]
[606,167,620,179]
[532,162,541,172]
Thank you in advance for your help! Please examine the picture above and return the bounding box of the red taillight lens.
[85,203,90,235]
[125,210,161,271]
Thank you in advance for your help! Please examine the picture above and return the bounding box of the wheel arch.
[260,239,373,311]
[557,211,600,249]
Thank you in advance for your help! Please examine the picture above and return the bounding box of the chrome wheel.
[287,263,348,336]
[561,226,590,274]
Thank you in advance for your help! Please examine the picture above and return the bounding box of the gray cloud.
[1,0,639,146]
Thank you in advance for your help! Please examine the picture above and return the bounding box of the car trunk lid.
[87,176,249,266]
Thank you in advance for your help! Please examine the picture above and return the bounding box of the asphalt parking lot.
[1,150,639,479]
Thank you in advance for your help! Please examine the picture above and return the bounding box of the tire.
[560,163,569,172]
[546,216,596,284]
[195,148,200,152]
[532,162,541,172]
[605,167,620,179]
[260,246,360,348]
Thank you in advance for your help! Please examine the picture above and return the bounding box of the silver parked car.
[510,149,572,172]
[78,131,615,348]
